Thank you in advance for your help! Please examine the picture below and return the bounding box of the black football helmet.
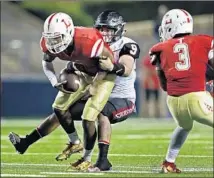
[94,10,126,43]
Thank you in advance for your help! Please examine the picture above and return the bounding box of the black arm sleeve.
[109,63,125,76]
[119,43,140,59]
[43,53,56,62]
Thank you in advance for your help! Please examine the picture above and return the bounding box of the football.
[59,69,80,92]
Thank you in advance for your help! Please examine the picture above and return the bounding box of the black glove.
[149,51,161,66]
[54,81,72,94]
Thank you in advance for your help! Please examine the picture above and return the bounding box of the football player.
[149,9,214,173]
[10,12,116,166]
[9,10,140,172]
[71,10,140,172]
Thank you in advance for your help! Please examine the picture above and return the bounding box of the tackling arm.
[117,55,135,77]
[99,42,140,77]
[89,43,116,95]
[93,45,115,83]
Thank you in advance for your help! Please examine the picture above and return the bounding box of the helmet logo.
[61,19,71,29]
[181,9,190,23]
[165,19,172,25]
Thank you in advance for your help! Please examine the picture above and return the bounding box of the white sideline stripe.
[1,152,213,158]
[1,174,46,177]
[41,171,153,175]
[2,163,213,172]
[41,167,214,175]
[41,172,105,175]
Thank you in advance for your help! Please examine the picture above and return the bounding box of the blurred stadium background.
[1,1,213,118]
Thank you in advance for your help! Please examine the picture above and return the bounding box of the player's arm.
[150,51,167,91]
[149,42,167,91]
[42,54,71,93]
[99,43,140,77]
[40,37,71,93]
[87,39,116,95]
[40,37,58,87]
[156,66,167,91]
[42,53,58,87]
[92,43,115,84]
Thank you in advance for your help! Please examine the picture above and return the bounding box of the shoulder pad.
[150,42,164,55]
[119,42,140,59]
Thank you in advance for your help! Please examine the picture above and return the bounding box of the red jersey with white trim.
[40,27,112,75]
[150,34,214,96]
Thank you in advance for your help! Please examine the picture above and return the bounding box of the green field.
[1,118,213,177]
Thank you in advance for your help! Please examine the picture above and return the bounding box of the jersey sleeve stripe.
[90,39,103,57]
[95,40,104,57]
[211,39,214,49]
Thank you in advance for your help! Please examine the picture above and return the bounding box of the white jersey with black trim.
[109,37,140,103]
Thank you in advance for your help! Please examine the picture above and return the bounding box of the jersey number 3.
[173,43,191,71]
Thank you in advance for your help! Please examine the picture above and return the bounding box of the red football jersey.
[150,35,214,96]
[40,27,112,62]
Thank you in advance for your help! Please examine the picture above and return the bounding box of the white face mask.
[42,32,70,54]
[158,26,164,42]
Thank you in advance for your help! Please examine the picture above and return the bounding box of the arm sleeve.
[42,59,58,87]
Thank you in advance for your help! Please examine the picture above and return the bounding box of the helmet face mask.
[42,12,74,54]
[94,10,126,44]
[158,26,164,42]
[97,26,115,43]
[43,33,71,54]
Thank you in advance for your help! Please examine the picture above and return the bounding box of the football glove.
[149,51,161,66]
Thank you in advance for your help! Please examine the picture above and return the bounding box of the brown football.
[59,69,80,92]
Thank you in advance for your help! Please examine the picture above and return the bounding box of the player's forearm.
[118,55,134,77]
[42,60,58,87]
[156,67,167,91]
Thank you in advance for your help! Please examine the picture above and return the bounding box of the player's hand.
[54,81,72,94]
[99,56,114,71]
[149,51,161,66]
[206,80,213,92]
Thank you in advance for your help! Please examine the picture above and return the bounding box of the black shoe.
[8,132,29,154]
[94,158,112,171]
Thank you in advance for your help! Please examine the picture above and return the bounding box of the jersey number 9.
[130,44,138,55]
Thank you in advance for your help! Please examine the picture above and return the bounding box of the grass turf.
[1,118,213,177]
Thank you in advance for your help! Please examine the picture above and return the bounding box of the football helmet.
[159,9,193,41]
[42,12,75,54]
[94,10,126,43]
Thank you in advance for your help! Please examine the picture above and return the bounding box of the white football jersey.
[109,37,140,103]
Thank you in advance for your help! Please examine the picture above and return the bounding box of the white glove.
[99,56,114,71]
